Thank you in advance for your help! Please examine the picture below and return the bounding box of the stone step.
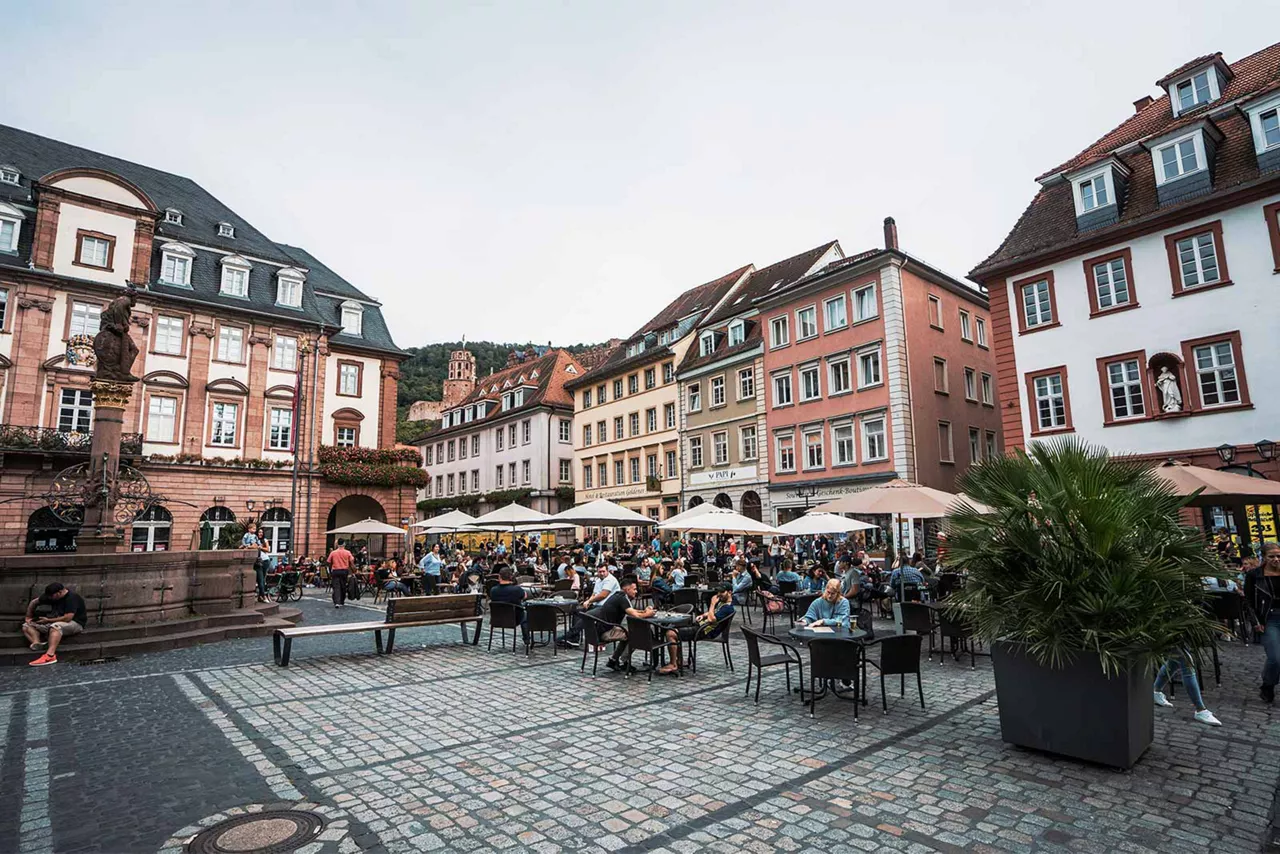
[0,608,270,649]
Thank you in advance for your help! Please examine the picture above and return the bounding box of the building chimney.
[1133,95,1154,113]
[506,351,519,367]
[883,216,899,251]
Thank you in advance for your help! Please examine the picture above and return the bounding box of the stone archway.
[326,494,388,556]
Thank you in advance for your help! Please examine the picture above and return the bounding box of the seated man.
[730,560,754,605]
[383,561,410,597]
[22,582,87,666]
[658,587,734,675]
[888,560,925,599]
[799,579,851,629]
[838,558,863,605]
[489,567,530,646]
[593,576,655,673]
[775,560,803,588]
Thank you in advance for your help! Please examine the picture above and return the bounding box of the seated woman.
[669,559,687,590]
[748,563,776,595]
[658,587,735,675]
[800,565,829,594]
[382,559,410,597]
[799,579,851,628]
[563,564,582,593]
[650,564,674,606]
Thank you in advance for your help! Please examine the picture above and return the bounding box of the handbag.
[761,591,785,615]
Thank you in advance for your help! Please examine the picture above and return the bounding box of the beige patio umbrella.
[812,478,988,518]
[325,518,408,535]
[410,509,479,531]
[550,498,657,527]
[1149,461,1280,504]
[660,501,720,528]
[776,512,879,536]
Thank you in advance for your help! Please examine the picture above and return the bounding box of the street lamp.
[245,500,256,512]
[1257,439,1277,463]
[790,485,819,512]
[1216,444,1236,465]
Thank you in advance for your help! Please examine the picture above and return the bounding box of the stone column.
[76,380,134,554]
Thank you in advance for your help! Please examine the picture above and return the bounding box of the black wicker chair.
[936,610,976,668]
[580,612,624,676]
[487,601,524,653]
[806,638,861,719]
[690,613,735,674]
[672,589,701,610]
[778,579,799,595]
[626,617,668,681]
[741,625,803,704]
[863,633,925,714]
[525,605,559,656]
[899,602,937,657]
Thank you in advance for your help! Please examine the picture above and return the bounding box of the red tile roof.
[700,241,837,326]
[1155,52,1225,87]
[423,348,584,439]
[972,41,1280,278]
[633,265,752,337]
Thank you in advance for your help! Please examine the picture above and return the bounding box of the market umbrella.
[411,510,479,531]
[659,507,784,536]
[776,512,879,536]
[550,498,657,527]
[325,518,408,535]
[661,502,720,528]
[1149,461,1280,505]
[811,478,987,518]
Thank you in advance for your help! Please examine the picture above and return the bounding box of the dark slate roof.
[275,243,375,302]
[971,41,1280,278]
[274,245,401,355]
[147,243,322,325]
[702,242,836,326]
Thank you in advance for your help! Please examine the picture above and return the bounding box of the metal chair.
[863,634,925,714]
[487,601,524,653]
[626,617,668,681]
[936,610,976,668]
[805,638,861,719]
[899,602,937,657]
[553,579,574,593]
[741,625,803,704]
[580,612,624,676]
[778,579,798,595]
[526,605,559,656]
[790,593,820,627]
[690,613,735,674]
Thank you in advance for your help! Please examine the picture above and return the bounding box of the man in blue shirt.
[801,580,852,628]
[888,561,925,595]
[775,562,803,589]
[669,561,686,589]
[418,543,445,595]
[658,587,734,675]
[730,561,754,605]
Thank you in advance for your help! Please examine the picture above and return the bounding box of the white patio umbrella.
[660,501,720,528]
[776,512,879,536]
[659,507,784,536]
[325,518,408,535]
[411,509,479,531]
[550,498,657,527]
[811,478,987,518]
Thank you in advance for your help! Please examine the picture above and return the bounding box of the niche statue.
[92,285,140,383]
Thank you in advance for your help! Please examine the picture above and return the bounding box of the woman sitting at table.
[657,587,735,675]
[669,559,687,590]
[800,564,828,594]
[650,563,674,606]
[775,560,802,588]
[563,563,582,592]
[799,579,851,629]
[382,559,411,597]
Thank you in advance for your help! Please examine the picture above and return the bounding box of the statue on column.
[1155,367,1183,413]
[92,284,140,383]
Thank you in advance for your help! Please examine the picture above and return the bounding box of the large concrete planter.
[991,641,1153,769]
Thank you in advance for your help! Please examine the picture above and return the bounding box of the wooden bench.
[272,593,483,666]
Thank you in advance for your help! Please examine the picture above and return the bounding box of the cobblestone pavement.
[0,590,1277,852]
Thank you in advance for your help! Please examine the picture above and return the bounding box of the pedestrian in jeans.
[328,539,355,608]
[1153,652,1221,726]
[1245,541,1280,703]
[243,527,267,601]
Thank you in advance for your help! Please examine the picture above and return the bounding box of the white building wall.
[1008,192,1280,454]
[50,202,137,287]
[321,351,381,448]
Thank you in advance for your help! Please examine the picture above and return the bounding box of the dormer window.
[659,330,670,345]
[217,222,235,239]
[164,208,184,226]
[1067,160,1127,230]
[0,166,20,186]
[1161,56,1228,118]
[699,331,715,357]
[219,255,252,297]
[1078,173,1108,211]
[1156,135,1201,183]
[340,300,363,336]
[159,242,195,286]
[1244,92,1280,173]
[1146,124,1218,206]
[728,320,745,346]
[276,268,304,308]
[1175,71,1212,113]
[0,201,25,254]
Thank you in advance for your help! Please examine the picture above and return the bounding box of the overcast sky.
[6,2,1277,348]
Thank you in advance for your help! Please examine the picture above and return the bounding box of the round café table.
[787,625,867,703]
[525,597,580,640]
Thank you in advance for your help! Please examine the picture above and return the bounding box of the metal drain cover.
[187,810,324,854]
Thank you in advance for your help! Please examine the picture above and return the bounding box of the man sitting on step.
[22,582,87,667]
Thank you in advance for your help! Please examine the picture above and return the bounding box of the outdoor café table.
[787,625,867,703]
[783,591,820,625]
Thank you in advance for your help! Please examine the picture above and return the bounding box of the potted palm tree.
[946,437,1219,768]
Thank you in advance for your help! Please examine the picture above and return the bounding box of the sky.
[5,1,1278,348]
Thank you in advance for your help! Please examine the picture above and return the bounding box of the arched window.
[261,507,292,556]
[26,508,79,554]
[131,505,172,552]
[713,493,733,510]
[200,506,237,549]
[688,496,704,510]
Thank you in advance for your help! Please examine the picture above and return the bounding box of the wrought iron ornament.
[43,455,157,527]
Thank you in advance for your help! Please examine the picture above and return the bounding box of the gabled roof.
[1155,52,1228,88]
[972,41,1280,279]
[701,242,837,326]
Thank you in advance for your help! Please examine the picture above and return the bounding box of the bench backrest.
[385,593,481,624]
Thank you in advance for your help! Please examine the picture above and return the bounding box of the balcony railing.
[0,425,143,456]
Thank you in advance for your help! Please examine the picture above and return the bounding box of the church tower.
[442,347,476,407]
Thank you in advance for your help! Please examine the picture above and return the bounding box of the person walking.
[328,539,355,608]
[1153,653,1221,726]
[1245,541,1280,702]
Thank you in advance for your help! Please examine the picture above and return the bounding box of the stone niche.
[0,548,258,631]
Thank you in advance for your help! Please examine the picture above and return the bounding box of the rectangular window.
[68,301,102,337]
[613,379,623,399]
[583,424,593,447]
[740,425,757,460]
[1033,373,1068,430]
[981,372,994,405]
[471,435,479,456]
[710,376,725,407]
[862,416,887,461]
[597,383,607,403]
[712,431,728,465]
[447,440,455,461]
[272,335,297,370]
[77,234,111,268]
[803,427,824,470]
[775,433,795,473]
[495,465,504,487]
[336,426,357,447]
[628,374,639,395]
[210,401,238,446]
[1020,279,1054,328]
[858,348,881,388]
[57,388,93,433]
[161,252,191,285]
[796,306,818,339]
[689,436,703,468]
[496,427,504,450]
[824,294,847,331]
[665,450,676,478]
[629,412,640,436]
[833,422,855,466]
[0,219,17,253]
[472,470,480,491]
[1079,173,1108,211]
[773,373,792,407]
[959,310,972,341]
[927,295,943,328]
[447,474,455,495]
[964,367,977,401]
[559,459,571,483]
[1175,232,1220,289]
[688,383,702,412]
[853,283,878,322]
[629,457,640,483]
[728,321,745,346]
[699,332,715,357]
[0,289,6,329]
[221,266,249,297]
[522,460,531,484]
[647,453,658,478]
[217,326,244,362]
[146,395,177,442]
[614,416,624,440]
[433,475,442,496]
[933,358,948,393]
[509,461,517,484]
[458,437,467,459]
[1194,341,1240,407]
[646,407,657,432]
[154,315,184,355]
[770,316,789,348]
[968,428,981,463]
[599,461,608,486]
[799,365,820,401]
[582,389,592,409]
[339,363,360,396]
[268,407,293,450]
[1157,136,1199,182]
[1176,71,1211,112]
[663,363,673,384]
[975,317,987,348]
[1261,108,1280,149]
[664,403,676,429]
[522,419,531,444]
[509,424,517,446]
[938,421,953,463]
[1106,358,1146,419]
[738,368,755,399]
[829,357,851,395]
[644,367,655,389]
[583,463,593,489]
[277,276,301,307]
[1092,256,1132,310]
[597,420,606,444]
[985,431,997,460]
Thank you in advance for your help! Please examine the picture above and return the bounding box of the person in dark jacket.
[1244,542,1280,702]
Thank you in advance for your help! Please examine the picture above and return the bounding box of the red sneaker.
[28,653,57,667]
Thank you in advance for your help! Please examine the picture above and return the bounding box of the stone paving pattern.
[0,590,1276,852]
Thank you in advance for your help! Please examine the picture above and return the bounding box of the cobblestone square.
[0,592,1276,853]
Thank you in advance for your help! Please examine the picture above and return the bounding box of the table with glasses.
[787,625,868,703]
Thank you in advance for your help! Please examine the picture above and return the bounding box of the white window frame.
[629,457,640,483]
[146,395,178,442]
[272,335,298,371]
[796,305,818,340]
[628,412,640,437]
[583,463,593,489]
[665,449,676,477]
[558,419,571,443]
[861,415,887,462]
[1169,69,1218,115]
[219,257,251,297]
[559,459,572,483]
[775,432,796,473]
[699,330,715,356]
[0,211,20,253]
[522,419,531,444]
[79,235,111,268]
[981,372,994,406]
[769,315,790,348]
[969,428,981,464]
[802,426,824,471]
[689,435,704,468]
[1174,232,1221,288]
[959,310,972,342]
[852,282,878,323]
[975,316,988,348]
[164,208,183,225]
[664,403,676,429]
[857,346,882,389]
[153,314,185,356]
[688,383,702,412]
[340,301,364,336]
[728,320,745,346]
[828,356,851,395]
[739,425,757,461]
[646,407,657,432]
[1071,167,1115,215]
[938,421,954,463]
[833,421,855,467]
[964,367,977,401]
[339,363,360,396]
[1092,257,1131,308]
[1106,358,1146,419]
[1153,131,1206,185]
[277,275,303,308]
[823,294,847,331]
[210,401,239,446]
[0,166,19,186]
[522,459,531,484]
[1245,94,1280,154]
[268,407,293,450]
[159,243,195,286]
[216,325,244,363]
[1021,280,1054,328]
[712,430,729,466]
[1193,341,1241,408]
[69,301,102,337]
[710,376,725,407]
[1033,373,1067,430]
[58,389,93,433]
[737,367,755,400]
[772,372,792,407]
[799,363,821,402]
